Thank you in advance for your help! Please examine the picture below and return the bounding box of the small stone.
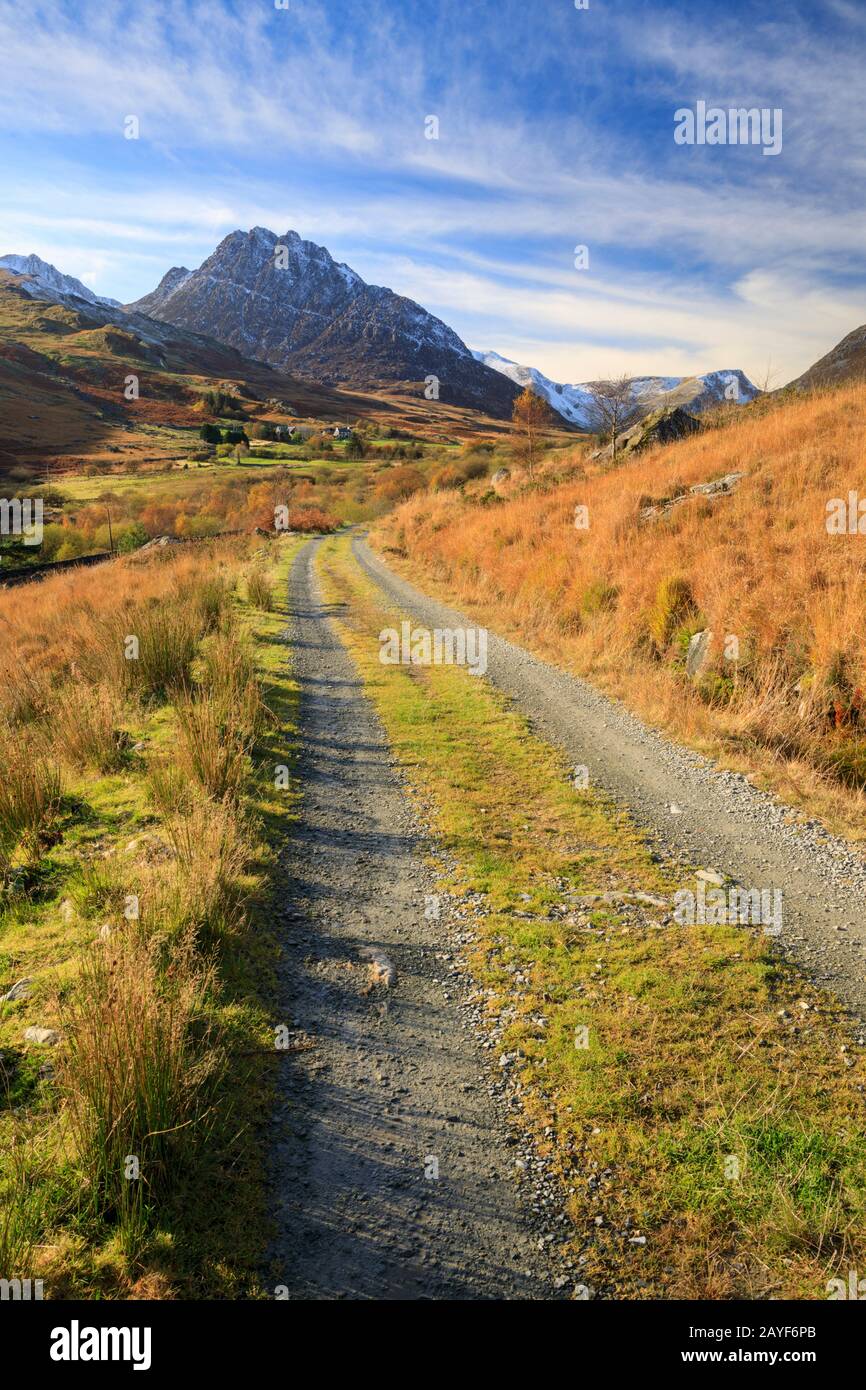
[0,978,32,1003]
[359,947,396,988]
[24,1026,59,1046]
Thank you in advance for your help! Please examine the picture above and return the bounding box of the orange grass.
[0,541,244,720]
[373,383,866,830]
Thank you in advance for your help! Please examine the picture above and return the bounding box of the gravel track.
[354,535,866,1026]
[268,538,564,1300]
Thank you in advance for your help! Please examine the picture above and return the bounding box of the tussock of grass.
[246,566,274,611]
[52,682,128,773]
[0,732,62,877]
[61,928,221,1251]
[198,628,270,739]
[648,575,699,652]
[175,697,252,803]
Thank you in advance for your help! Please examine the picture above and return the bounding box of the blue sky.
[1,0,864,385]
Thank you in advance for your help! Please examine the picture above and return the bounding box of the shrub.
[204,389,245,420]
[282,508,339,534]
[432,465,465,491]
[823,738,866,789]
[581,580,619,616]
[116,522,149,554]
[459,457,489,481]
[374,466,426,503]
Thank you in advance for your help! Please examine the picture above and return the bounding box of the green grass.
[314,531,866,1301]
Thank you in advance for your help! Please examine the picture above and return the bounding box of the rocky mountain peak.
[125,226,517,415]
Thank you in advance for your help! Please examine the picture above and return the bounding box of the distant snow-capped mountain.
[472,349,759,426]
[0,253,121,309]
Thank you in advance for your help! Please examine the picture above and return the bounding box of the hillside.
[0,272,513,479]
[788,323,866,393]
[0,252,121,308]
[373,380,866,830]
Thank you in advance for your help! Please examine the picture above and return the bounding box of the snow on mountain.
[472,350,759,426]
[0,253,121,309]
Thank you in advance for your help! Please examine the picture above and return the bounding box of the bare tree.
[511,387,555,479]
[586,374,642,461]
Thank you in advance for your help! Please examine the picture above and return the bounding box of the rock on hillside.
[590,404,703,461]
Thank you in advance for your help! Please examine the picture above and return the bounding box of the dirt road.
[353,536,866,1025]
[267,539,561,1299]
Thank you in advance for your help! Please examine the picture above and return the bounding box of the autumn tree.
[511,387,554,479]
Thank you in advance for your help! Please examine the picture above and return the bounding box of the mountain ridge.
[7,238,866,427]
[0,253,121,310]
[787,323,866,394]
